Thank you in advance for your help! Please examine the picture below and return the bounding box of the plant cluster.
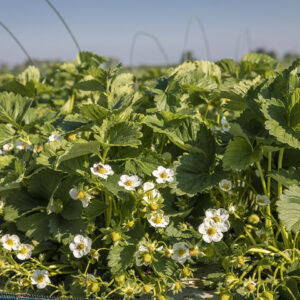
[0,52,299,299]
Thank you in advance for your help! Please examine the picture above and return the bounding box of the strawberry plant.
[0,52,299,299]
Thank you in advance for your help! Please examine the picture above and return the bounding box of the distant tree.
[254,48,277,59]
[181,50,196,62]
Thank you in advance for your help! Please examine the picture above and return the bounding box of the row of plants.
[0,52,299,299]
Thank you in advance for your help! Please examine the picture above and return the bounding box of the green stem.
[267,245,292,263]
[256,162,268,196]
[278,149,284,196]
[277,149,290,249]
[105,194,112,227]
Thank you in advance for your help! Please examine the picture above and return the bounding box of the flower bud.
[261,291,273,300]
[111,232,121,242]
[143,285,152,294]
[248,214,260,224]
[182,267,192,277]
[219,292,233,300]
[143,253,152,264]
[90,282,99,293]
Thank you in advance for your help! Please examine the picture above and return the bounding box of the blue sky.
[0,0,299,66]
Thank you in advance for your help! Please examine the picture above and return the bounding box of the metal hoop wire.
[183,16,211,61]
[129,31,169,73]
[0,21,35,66]
[45,0,81,53]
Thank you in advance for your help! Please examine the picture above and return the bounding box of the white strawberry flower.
[171,242,191,264]
[1,234,20,250]
[16,244,33,260]
[69,234,92,258]
[118,175,142,191]
[31,269,51,289]
[147,213,169,228]
[256,195,271,206]
[3,143,13,152]
[48,134,63,142]
[219,179,232,192]
[221,118,231,132]
[90,162,114,179]
[152,166,174,184]
[16,141,32,151]
[69,188,91,208]
[198,219,224,243]
[143,182,160,202]
[204,208,230,232]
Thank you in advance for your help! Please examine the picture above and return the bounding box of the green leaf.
[171,152,225,196]
[17,66,40,85]
[48,215,87,245]
[261,98,300,149]
[28,169,63,214]
[16,213,50,241]
[223,137,263,171]
[83,199,106,218]
[0,124,16,145]
[94,119,142,147]
[268,168,300,187]
[61,200,83,220]
[0,92,33,127]
[107,243,137,274]
[277,185,300,233]
[80,104,109,121]
[56,141,100,166]
[127,149,165,176]
[0,155,15,168]
[4,191,39,221]
[74,79,105,91]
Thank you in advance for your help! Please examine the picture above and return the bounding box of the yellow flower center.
[77,243,85,251]
[237,256,245,265]
[222,184,230,190]
[257,199,265,204]
[36,145,43,153]
[152,216,163,224]
[207,227,217,236]
[96,165,107,174]
[143,253,152,263]
[77,191,85,200]
[146,190,153,198]
[246,283,255,292]
[20,247,28,255]
[68,133,76,141]
[174,282,181,291]
[125,288,134,296]
[213,216,221,222]
[125,180,133,187]
[20,144,26,149]
[189,247,199,256]
[260,234,267,242]
[160,172,167,179]
[6,238,14,247]
[147,245,155,252]
[177,249,186,257]
[149,202,159,211]
[224,123,229,128]
[37,275,45,283]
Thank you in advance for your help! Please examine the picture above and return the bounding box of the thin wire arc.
[183,16,212,61]
[0,21,35,65]
[129,31,169,71]
[45,0,81,53]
